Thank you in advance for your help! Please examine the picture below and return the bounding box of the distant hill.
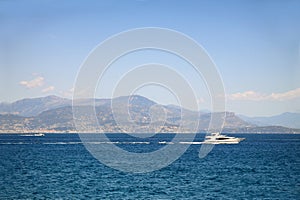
[239,112,300,129]
[0,95,299,133]
[0,95,112,117]
[0,95,70,117]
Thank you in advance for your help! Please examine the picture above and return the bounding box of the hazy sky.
[1,0,299,116]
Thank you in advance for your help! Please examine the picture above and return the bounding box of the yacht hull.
[203,133,245,144]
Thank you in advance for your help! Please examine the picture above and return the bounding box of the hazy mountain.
[0,95,299,133]
[0,95,112,117]
[0,95,71,117]
[238,115,267,126]
[239,112,300,129]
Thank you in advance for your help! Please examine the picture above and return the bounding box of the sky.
[0,0,300,116]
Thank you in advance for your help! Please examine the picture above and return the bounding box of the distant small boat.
[20,133,45,137]
[203,132,245,144]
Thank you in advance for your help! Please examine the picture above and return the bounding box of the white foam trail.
[0,141,206,145]
[86,141,150,144]
[124,142,150,144]
[0,142,31,145]
[44,142,83,145]
[179,142,202,145]
[158,141,174,144]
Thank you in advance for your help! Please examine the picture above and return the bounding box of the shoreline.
[0,131,300,134]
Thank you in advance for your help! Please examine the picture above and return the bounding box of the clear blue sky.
[1,0,299,116]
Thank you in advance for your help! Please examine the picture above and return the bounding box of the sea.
[0,133,299,199]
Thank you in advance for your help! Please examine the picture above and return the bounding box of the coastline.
[1,131,299,134]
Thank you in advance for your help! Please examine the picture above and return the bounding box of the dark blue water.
[0,134,299,199]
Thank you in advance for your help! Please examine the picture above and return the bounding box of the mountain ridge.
[0,95,299,133]
[239,112,300,129]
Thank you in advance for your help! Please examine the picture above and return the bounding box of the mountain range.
[239,112,300,129]
[0,95,299,133]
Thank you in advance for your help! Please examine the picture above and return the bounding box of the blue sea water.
[0,133,299,199]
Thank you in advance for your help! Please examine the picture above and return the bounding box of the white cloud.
[42,86,55,93]
[19,76,44,89]
[228,88,300,101]
[197,97,205,104]
[269,88,300,101]
[228,91,267,101]
[60,87,74,98]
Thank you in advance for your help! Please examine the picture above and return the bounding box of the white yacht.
[203,132,245,144]
[33,133,45,137]
[21,133,45,137]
